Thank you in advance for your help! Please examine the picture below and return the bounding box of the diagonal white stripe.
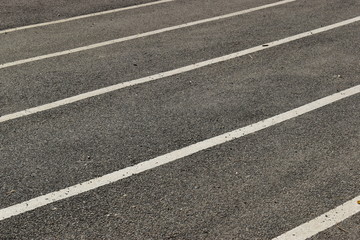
[0,0,175,35]
[0,85,359,221]
[273,195,360,240]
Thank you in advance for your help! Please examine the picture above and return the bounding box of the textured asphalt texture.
[0,0,157,30]
[0,0,359,239]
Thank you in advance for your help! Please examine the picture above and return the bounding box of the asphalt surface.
[0,0,157,30]
[0,0,359,239]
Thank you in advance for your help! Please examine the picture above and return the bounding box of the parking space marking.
[0,0,296,69]
[273,195,360,240]
[1,85,359,221]
[1,15,360,124]
[0,0,175,35]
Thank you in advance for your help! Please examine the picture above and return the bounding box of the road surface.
[0,0,359,239]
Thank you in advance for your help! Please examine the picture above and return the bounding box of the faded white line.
[1,85,359,221]
[0,0,296,70]
[0,0,174,35]
[272,195,360,240]
[1,15,360,124]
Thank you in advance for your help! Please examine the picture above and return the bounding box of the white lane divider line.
[0,85,359,221]
[0,0,175,35]
[1,15,360,124]
[272,195,360,240]
[0,0,296,69]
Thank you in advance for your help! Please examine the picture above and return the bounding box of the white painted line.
[0,0,296,70]
[273,195,360,240]
[0,0,175,35]
[1,15,360,124]
[1,85,359,221]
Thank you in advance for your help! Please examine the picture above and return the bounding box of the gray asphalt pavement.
[0,0,359,239]
[0,0,157,30]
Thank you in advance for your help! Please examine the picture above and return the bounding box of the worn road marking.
[272,195,360,240]
[0,0,175,35]
[1,15,360,124]
[0,0,295,69]
[0,85,359,221]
